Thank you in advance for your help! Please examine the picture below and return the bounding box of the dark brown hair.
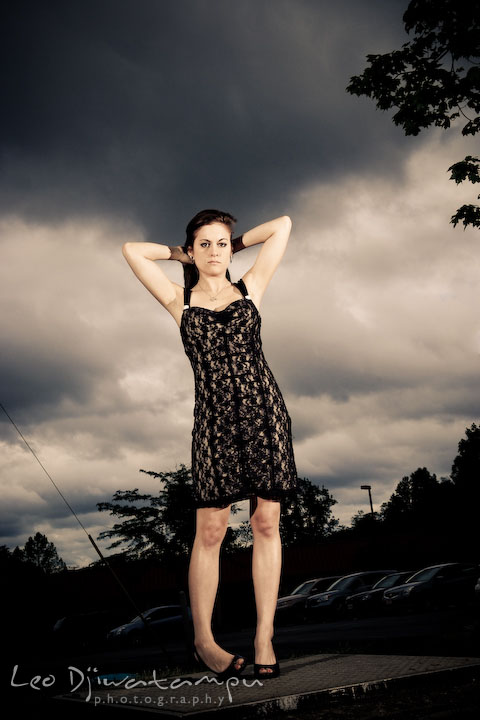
[182,209,237,290]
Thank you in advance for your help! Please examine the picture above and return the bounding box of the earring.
[230,254,233,263]
[189,256,195,264]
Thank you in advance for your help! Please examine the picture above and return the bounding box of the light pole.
[360,484,374,515]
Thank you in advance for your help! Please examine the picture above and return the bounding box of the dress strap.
[235,278,252,300]
[183,286,191,309]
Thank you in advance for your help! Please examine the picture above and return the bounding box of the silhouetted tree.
[0,544,25,570]
[350,509,381,536]
[450,422,480,493]
[97,487,168,559]
[17,532,66,574]
[347,0,480,229]
[0,545,50,637]
[97,468,338,556]
[279,477,339,547]
[233,520,252,549]
[380,467,442,529]
[97,465,192,559]
[449,422,480,531]
[97,464,241,559]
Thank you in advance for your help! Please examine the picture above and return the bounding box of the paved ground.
[6,605,480,718]
[46,652,480,718]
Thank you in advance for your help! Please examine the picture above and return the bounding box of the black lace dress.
[180,278,297,508]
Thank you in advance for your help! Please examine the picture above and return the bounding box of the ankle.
[254,631,274,646]
[194,635,215,650]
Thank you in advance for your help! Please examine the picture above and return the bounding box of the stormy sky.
[1,0,478,567]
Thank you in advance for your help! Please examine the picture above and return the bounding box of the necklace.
[197,281,232,301]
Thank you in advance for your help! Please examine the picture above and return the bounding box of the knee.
[195,519,228,549]
[251,506,280,540]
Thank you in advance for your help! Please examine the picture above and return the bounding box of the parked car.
[345,571,414,617]
[382,562,478,612]
[305,570,397,621]
[107,605,192,647]
[276,576,341,623]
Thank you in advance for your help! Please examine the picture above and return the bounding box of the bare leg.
[250,497,282,674]
[188,504,244,672]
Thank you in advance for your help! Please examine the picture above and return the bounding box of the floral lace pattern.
[180,278,297,508]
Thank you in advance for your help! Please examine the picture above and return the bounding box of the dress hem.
[193,486,297,509]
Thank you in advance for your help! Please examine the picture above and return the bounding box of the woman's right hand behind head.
[169,245,194,264]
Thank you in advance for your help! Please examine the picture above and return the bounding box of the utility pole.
[360,484,374,515]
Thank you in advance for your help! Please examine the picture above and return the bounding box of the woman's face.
[190,222,231,276]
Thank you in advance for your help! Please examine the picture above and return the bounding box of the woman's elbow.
[122,241,134,257]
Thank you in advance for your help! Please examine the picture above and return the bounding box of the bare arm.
[239,216,293,303]
[122,241,189,309]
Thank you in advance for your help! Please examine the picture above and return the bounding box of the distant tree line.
[0,531,66,574]
[0,423,477,572]
[346,423,479,542]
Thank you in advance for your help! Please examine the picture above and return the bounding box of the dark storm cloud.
[1,0,408,238]
[3,1,478,563]
[0,493,101,540]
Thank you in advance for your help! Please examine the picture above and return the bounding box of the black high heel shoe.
[192,645,247,680]
[254,662,280,679]
[254,643,280,679]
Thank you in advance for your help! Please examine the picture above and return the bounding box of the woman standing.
[122,210,297,679]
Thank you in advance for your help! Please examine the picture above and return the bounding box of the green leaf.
[448,156,480,184]
[450,203,480,228]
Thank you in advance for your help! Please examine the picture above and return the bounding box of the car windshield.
[406,566,443,583]
[291,580,317,595]
[317,578,338,591]
[374,574,404,589]
[328,576,356,592]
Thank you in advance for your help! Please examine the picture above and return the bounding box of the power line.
[1,401,90,535]
[0,401,163,645]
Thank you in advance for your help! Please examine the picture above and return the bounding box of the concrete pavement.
[55,652,480,717]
